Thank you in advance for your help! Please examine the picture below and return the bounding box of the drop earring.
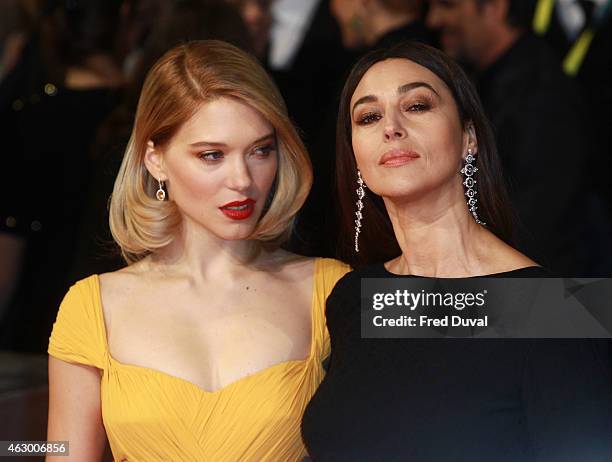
[461,148,485,225]
[355,170,366,252]
[156,178,166,201]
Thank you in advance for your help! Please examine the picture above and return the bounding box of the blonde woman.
[46,40,349,461]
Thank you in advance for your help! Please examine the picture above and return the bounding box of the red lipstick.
[219,198,256,220]
[380,148,420,167]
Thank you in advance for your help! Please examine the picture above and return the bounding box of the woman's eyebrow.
[246,133,275,147]
[188,133,274,148]
[352,95,378,116]
[352,82,440,116]
[189,140,227,148]
[397,81,440,97]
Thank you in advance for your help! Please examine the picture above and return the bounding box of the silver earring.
[461,148,485,225]
[355,170,366,252]
[156,178,166,201]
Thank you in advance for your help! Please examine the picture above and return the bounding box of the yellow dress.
[48,257,350,462]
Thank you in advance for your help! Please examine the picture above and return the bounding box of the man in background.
[428,0,592,276]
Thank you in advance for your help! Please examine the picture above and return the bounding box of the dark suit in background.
[475,33,590,276]
[270,0,350,257]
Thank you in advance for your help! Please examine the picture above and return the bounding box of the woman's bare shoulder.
[486,238,541,272]
[256,249,316,283]
[98,259,147,288]
[97,259,154,315]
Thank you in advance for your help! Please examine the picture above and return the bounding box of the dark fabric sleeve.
[323,271,360,371]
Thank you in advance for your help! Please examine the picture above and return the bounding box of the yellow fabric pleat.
[48,258,350,461]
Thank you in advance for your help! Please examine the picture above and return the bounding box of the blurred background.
[0,0,610,456]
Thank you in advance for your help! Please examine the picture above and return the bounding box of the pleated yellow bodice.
[48,258,350,461]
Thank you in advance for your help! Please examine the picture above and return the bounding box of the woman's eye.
[356,112,382,125]
[252,144,275,157]
[404,102,431,112]
[199,151,223,162]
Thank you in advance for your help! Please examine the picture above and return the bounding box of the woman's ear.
[143,140,167,181]
[461,121,478,159]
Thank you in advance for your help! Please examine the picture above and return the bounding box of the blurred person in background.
[427,0,592,276]
[0,0,42,81]
[534,0,612,275]
[0,0,22,78]
[114,0,165,80]
[0,0,124,352]
[0,0,44,319]
[0,0,33,81]
[265,0,349,257]
[331,0,433,50]
[224,0,273,60]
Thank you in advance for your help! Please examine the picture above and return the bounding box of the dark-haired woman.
[301,42,612,461]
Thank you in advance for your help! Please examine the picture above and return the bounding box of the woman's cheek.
[352,133,373,168]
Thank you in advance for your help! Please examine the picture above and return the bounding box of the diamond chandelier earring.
[354,170,366,252]
[156,178,166,201]
[461,148,485,225]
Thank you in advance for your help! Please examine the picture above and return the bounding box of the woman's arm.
[46,356,106,461]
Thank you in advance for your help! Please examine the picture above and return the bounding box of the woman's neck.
[383,190,498,277]
[145,219,267,284]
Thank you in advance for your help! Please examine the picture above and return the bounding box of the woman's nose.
[383,122,407,141]
[226,159,253,191]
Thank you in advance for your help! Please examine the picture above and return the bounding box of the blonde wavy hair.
[109,40,312,264]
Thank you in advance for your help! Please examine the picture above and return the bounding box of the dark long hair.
[335,41,515,267]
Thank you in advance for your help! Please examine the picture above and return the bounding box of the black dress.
[301,264,612,461]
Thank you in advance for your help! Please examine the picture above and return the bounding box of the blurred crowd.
[0,0,610,353]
